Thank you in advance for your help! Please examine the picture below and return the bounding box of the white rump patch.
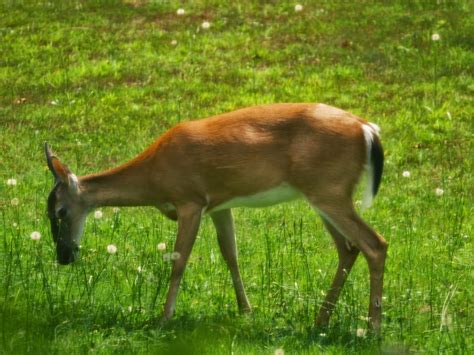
[211,183,302,212]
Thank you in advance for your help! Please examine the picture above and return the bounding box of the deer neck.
[79,162,157,208]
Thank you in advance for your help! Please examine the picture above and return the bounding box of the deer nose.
[57,244,80,265]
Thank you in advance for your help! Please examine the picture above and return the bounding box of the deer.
[45,103,387,335]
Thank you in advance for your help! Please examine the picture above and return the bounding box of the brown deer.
[45,103,387,334]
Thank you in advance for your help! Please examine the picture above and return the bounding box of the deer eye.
[57,207,67,219]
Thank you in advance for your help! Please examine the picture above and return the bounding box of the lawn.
[0,0,473,353]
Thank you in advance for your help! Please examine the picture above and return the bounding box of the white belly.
[211,183,302,212]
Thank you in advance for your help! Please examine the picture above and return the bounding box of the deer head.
[45,142,87,264]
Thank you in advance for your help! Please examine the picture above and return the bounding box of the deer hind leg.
[315,216,360,328]
[310,196,387,335]
[210,209,251,312]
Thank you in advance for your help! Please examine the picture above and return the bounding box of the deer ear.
[45,142,58,179]
[51,158,71,184]
[45,142,80,193]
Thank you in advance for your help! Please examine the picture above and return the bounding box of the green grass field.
[1,0,473,353]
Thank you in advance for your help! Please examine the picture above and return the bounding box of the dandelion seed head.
[432,33,440,41]
[163,253,171,262]
[94,210,103,219]
[201,21,210,30]
[441,313,452,328]
[11,198,19,206]
[294,4,303,12]
[435,188,444,196]
[171,251,181,260]
[402,171,411,178]
[30,231,41,241]
[7,178,17,186]
[107,244,117,254]
[176,8,185,16]
[157,242,166,251]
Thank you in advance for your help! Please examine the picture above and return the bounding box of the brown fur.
[81,103,366,212]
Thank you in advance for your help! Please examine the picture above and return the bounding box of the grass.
[1,0,473,353]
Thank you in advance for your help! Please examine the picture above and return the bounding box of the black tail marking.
[371,135,384,197]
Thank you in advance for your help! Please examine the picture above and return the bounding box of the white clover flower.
[11,198,19,206]
[171,251,181,260]
[7,178,17,186]
[275,348,285,355]
[294,4,303,12]
[107,244,117,254]
[319,333,327,337]
[112,207,120,214]
[432,33,440,41]
[201,21,211,30]
[157,242,166,251]
[356,328,367,337]
[171,39,178,46]
[30,231,41,241]
[435,188,444,196]
[94,210,103,219]
[51,100,59,106]
[402,171,411,178]
[13,222,18,228]
[176,8,185,16]
[137,266,143,273]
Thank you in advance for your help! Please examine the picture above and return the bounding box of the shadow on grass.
[1,304,410,353]
[146,311,408,354]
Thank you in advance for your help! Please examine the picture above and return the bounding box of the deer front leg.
[210,209,251,313]
[162,202,203,321]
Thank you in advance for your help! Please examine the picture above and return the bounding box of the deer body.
[45,103,387,335]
